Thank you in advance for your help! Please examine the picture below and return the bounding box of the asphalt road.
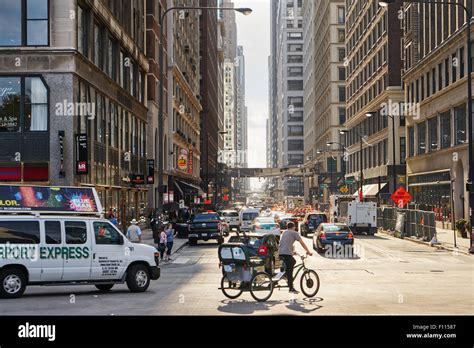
[1,233,472,315]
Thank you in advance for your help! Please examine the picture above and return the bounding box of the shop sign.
[178,148,188,172]
[75,134,88,175]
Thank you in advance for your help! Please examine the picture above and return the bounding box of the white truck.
[0,185,160,298]
[347,201,377,235]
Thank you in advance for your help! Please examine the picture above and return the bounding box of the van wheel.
[126,265,151,293]
[0,268,27,299]
[95,284,114,292]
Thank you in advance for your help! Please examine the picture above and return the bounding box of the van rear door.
[90,221,127,280]
[62,221,92,281]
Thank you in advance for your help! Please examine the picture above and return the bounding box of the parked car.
[301,212,328,237]
[218,210,240,231]
[228,233,282,275]
[250,220,281,237]
[188,213,224,246]
[313,223,354,253]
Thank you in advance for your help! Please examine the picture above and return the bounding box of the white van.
[0,185,160,298]
[239,208,260,232]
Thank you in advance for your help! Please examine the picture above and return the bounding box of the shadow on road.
[217,297,323,315]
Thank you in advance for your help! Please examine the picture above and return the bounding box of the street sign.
[345,179,354,185]
[391,187,412,208]
[339,185,349,194]
[320,184,328,189]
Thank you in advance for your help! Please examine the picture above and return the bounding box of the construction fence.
[377,207,437,241]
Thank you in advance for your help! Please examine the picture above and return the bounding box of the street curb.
[378,229,471,256]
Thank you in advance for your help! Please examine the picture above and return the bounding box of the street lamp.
[157,6,252,215]
[379,0,473,253]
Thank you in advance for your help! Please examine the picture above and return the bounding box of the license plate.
[334,242,342,246]
[224,265,234,272]
[201,233,208,237]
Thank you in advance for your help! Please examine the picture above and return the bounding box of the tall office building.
[167,0,204,204]
[344,0,405,199]
[0,0,148,227]
[401,1,472,221]
[270,0,305,199]
[200,0,221,202]
[303,0,346,204]
[235,45,249,191]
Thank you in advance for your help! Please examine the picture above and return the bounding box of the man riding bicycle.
[278,222,312,294]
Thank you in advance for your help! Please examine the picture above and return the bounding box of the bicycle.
[249,254,320,302]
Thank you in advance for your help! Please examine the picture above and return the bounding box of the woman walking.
[158,228,167,262]
[164,223,178,262]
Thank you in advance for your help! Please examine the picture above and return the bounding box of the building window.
[288,66,303,77]
[288,43,303,52]
[0,0,49,46]
[338,48,345,62]
[287,55,303,63]
[444,58,449,87]
[338,29,345,43]
[288,140,304,151]
[338,108,346,125]
[417,122,426,155]
[338,86,346,102]
[327,158,337,173]
[428,117,438,152]
[0,76,48,132]
[288,154,303,165]
[337,7,345,24]
[288,110,303,122]
[288,80,303,91]
[400,137,406,165]
[288,125,304,136]
[287,32,302,40]
[460,47,465,78]
[288,96,303,108]
[338,67,346,81]
[455,104,467,145]
[440,111,451,149]
[78,5,87,56]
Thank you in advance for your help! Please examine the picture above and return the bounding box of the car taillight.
[347,231,354,239]
[320,232,327,239]
[258,245,268,255]
[305,221,309,225]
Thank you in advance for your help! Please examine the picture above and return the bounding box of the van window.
[45,221,61,244]
[0,221,40,244]
[94,222,122,245]
[65,221,87,244]
[242,212,259,221]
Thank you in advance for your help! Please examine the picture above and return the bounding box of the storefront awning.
[353,183,387,198]
[175,181,205,196]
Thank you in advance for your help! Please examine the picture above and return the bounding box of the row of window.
[406,46,465,105]
[78,5,145,104]
[345,111,393,147]
[0,220,122,246]
[407,104,467,157]
[347,75,387,119]
[347,139,390,174]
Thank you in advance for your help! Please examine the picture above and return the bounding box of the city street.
[1,233,472,316]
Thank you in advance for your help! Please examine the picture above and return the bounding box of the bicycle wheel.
[250,272,274,302]
[221,275,243,299]
[300,270,320,298]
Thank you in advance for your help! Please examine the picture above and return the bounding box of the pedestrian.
[278,222,312,294]
[159,228,167,261]
[126,219,142,243]
[164,223,178,262]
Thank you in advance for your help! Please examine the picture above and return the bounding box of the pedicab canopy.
[0,185,103,216]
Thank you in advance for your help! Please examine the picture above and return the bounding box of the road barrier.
[377,207,436,241]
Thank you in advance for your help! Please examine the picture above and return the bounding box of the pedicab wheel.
[220,275,243,299]
[300,270,320,298]
[250,272,274,302]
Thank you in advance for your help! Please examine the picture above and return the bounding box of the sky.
[233,0,270,189]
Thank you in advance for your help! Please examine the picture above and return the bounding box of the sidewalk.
[140,228,188,256]
[379,227,472,255]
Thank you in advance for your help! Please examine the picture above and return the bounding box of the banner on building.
[188,147,193,174]
[147,159,155,184]
[75,134,88,175]
[177,148,188,172]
